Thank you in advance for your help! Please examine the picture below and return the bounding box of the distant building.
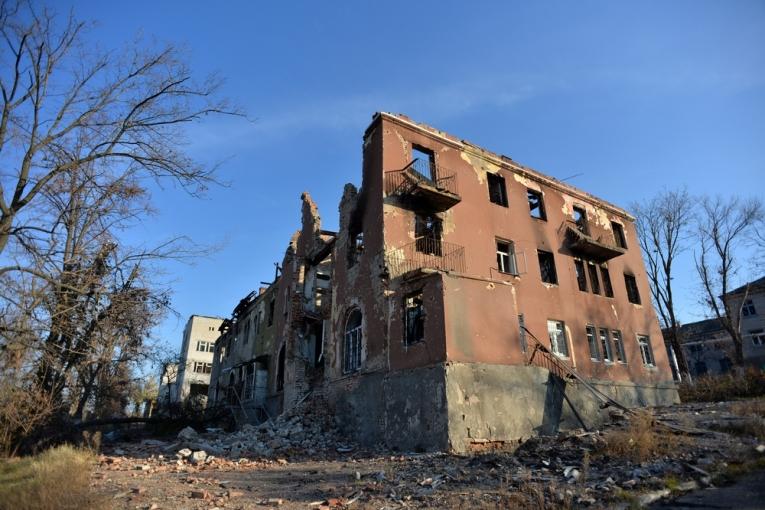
[157,362,179,408]
[175,315,223,403]
[664,276,765,378]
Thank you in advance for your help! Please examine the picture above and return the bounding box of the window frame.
[487,172,509,207]
[624,273,641,304]
[742,299,757,317]
[343,308,363,374]
[612,329,627,363]
[404,291,426,346]
[574,259,588,292]
[637,334,656,367]
[750,329,765,346]
[611,221,628,249]
[588,263,601,295]
[547,319,569,358]
[601,265,614,297]
[573,206,589,235]
[586,325,600,361]
[496,239,518,275]
[599,327,614,363]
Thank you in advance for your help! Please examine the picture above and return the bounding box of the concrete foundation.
[331,362,678,453]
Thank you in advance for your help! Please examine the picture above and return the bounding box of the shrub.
[600,410,687,463]
[0,445,103,510]
[678,368,765,403]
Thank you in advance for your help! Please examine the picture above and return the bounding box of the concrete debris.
[177,426,198,441]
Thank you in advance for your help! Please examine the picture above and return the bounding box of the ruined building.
[208,112,678,452]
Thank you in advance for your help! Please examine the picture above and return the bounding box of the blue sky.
[59,1,765,354]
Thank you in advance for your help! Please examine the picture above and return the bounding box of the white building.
[175,315,223,403]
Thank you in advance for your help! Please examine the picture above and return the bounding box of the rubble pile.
[170,397,356,463]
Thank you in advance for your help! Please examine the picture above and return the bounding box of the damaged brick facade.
[209,112,678,452]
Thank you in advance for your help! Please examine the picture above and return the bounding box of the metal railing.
[384,158,459,197]
[386,237,465,277]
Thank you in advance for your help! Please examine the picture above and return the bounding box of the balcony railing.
[384,159,461,212]
[386,237,466,278]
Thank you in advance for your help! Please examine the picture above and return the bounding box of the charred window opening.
[547,319,569,358]
[404,292,425,345]
[586,325,600,361]
[496,239,517,275]
[601,265,614,297]
[624,273,641,304]
[638,334,655,366]
[348,230,364,267]
[527,189,546,220]
[415,214,443,256]
[574,259,588,291]
[412,145,436,179]
[487,173,508,207]
[537,250,557,284]
[343,308,363,373]
[611,221,627,249]
[573,206,588,235]
[612,330,626,363]
[276,345,285,391]
[587,263,601,294]
[267,297,275,326]
[599,328,613,362]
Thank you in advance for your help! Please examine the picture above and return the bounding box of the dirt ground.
[91,400,765,510]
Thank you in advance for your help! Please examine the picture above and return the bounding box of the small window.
[547,320,569,358]
[588,263,601,295]
[750,329,765,346]
[573,206,588,234]
[496,240,517,275]
[637,334,655,366]
[487,173,508,207]
[574,260,588,292]
[612,221,627,249]
[404,292,425,345]
[599,328,613,362]
[537,250,557,284]
[527,189,546,220]
[601,266,614,297]
[586,325,600,361]
[625,274,641,304]
[344,309,363,373]
[612,330,626,363]
[743,299,757,317]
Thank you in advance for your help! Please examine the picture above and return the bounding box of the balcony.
[563,223,626,262]
[384,159,461,212]
[386,237,466,278]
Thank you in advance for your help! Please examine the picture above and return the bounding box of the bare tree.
[0,2,237,261]
[632,188,694,381]
[695,196,764,365]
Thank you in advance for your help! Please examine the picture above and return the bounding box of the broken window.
[196,340,214,352]
[612,330,626,363]
[496,240,517,275]
[599,328,613,362]
[527,189,546,220]
[601,266,614,297]
[348,230,364,267]
[743,299,757,316]
[588,263,601,294]
[404,292,425,345]
[547,320,569,358]
[637,334,655,366]
[267,297,275,326]
[573,206,588,235]
[586,325,600,361]
[487,172,508,207]
[518,314,527,353]
[415,214,442,256]
[611,221,627,249]
[537,250,557,284]
[750,329,765,346]
[412,145,436,180]
[574,260,588,291]
[343,308,363,373]
[624,274,641,304]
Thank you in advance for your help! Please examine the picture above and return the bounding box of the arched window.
[344,308,363,373]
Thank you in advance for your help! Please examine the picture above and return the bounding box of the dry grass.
[599,410,687,463]
[730,398,765,418]
[0,445,103,510]
[679,368,765,402]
